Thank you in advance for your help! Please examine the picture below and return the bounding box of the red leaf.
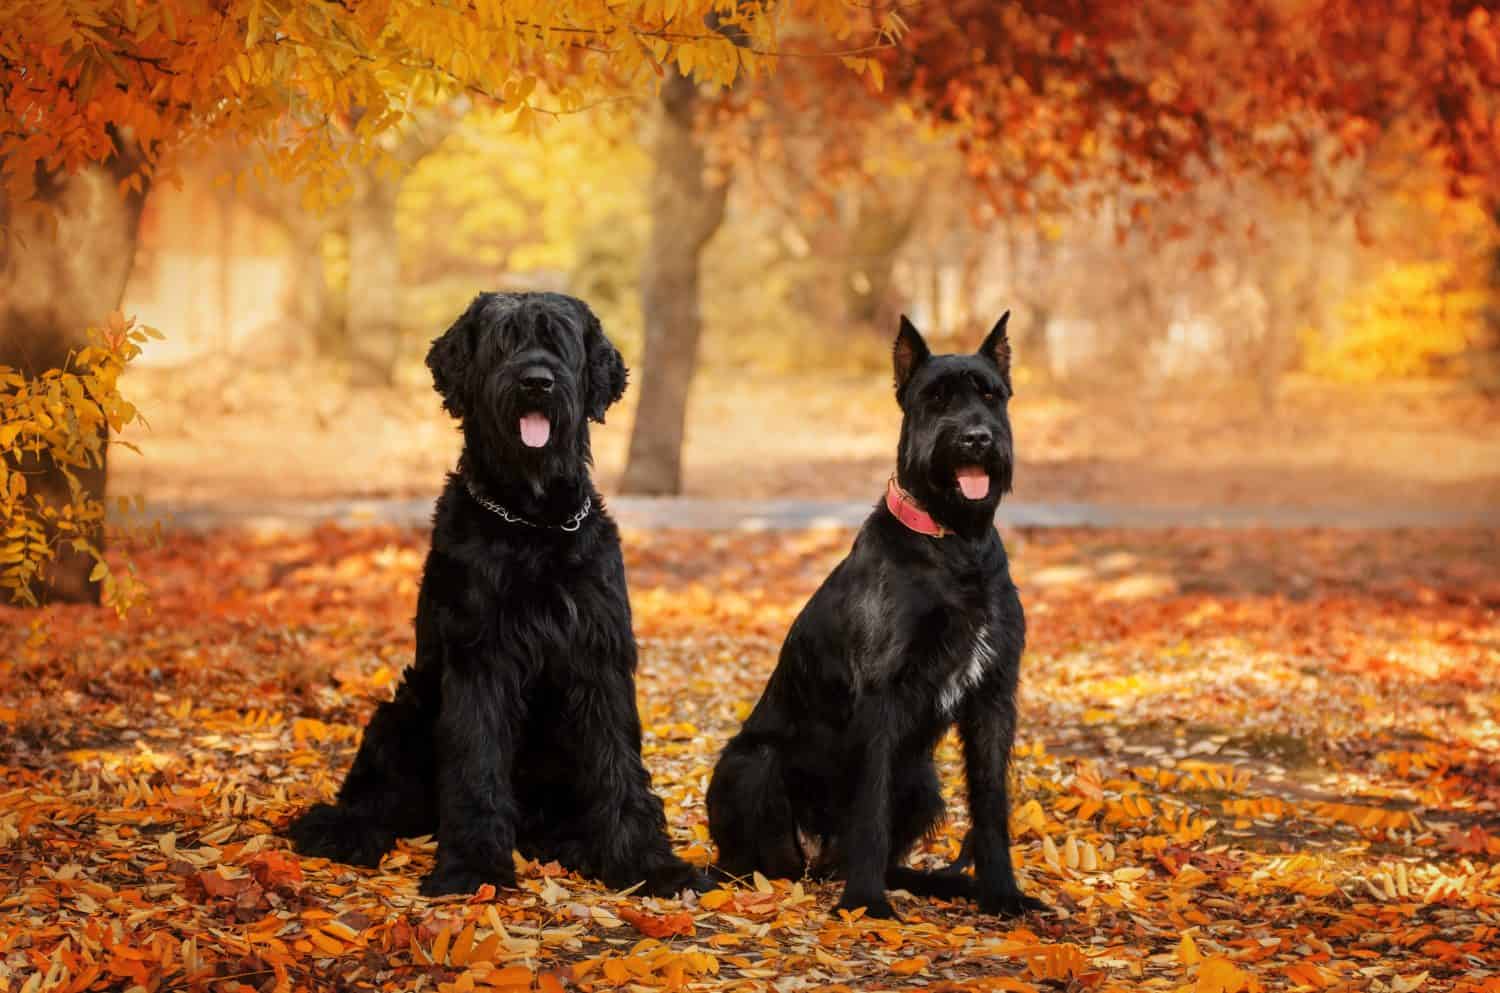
[248,851,303,892]
[197,868,252,899]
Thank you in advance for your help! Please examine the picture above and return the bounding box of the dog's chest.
[936,623,995,717]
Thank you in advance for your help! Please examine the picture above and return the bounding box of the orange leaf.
[618,906,695,938]
[431,924,453,965]
[890,956,930,976]
[449,922,477,965]
[487,966,533,985]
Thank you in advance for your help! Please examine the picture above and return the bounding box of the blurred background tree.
[4,0,1499,602]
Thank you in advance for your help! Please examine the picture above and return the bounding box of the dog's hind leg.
[888,755,946,863]
[886,865,976,900]
[884,755,974,900]
[707,737,804,882]
[288,672,439,867]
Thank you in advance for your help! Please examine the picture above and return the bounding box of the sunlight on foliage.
[399,104,651,351]
[0,0,879,213]
[1304,262,1486,382]
[0,313,155,613]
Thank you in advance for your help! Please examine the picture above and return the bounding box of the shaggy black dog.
[707,313,1045,919]
[288,292,706,898]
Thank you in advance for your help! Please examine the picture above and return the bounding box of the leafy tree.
[618,0,1500,494]
[0,0,834,603]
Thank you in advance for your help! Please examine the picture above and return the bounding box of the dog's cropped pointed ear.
[581,305,628,423]
[977,311,1012,390]
[893,314,931,401]
[427,300,479,418]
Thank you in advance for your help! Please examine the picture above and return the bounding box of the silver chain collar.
[464,478,592,532]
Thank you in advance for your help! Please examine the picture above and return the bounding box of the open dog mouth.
[955,466,990,500]
[519,412,551,448]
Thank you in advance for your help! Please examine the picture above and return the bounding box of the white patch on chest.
[939,626,994,716]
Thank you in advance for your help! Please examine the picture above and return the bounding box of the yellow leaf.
[1179,932,1202,967]
[1197,956,1250,993]
[1391,971,1429,993]
[700,889,734,910]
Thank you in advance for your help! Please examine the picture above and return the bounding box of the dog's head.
[426,292,627,477]
[892,313,1015,531]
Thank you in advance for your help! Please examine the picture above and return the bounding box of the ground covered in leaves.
[2,526,1498,993]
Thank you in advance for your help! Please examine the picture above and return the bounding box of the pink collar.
[885,477,949,537]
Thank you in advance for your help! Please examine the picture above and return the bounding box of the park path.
[117,494,1500,531]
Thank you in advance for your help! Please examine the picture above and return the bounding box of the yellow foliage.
[1303,262,1486,382]
[0,0,864,213]
[0,313,155,613]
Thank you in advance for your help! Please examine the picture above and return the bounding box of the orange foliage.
[882,2,1500,207]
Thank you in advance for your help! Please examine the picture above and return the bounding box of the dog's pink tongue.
[519,413,551,448]
[956,467,990,500]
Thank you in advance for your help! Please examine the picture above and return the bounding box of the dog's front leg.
[959,686,1045,916]
[422,665,521,896]
[569,668,709,897]
[836,703,897,919]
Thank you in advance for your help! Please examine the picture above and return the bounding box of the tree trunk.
[620,72,731,495]
[287,223,337,350]
[344,171,402,387]
[0,139,148,604]
[843,197,916,331]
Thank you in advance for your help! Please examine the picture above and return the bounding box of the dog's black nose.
[960,427,992,453]
[520,367,554,395]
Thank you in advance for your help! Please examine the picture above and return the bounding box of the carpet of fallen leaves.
[2,525,1498,993]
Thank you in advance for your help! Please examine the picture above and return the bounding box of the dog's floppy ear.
[581,305,628,423]
[893,314,931,401]
[427,299,479,418]
[977,311,1012,391]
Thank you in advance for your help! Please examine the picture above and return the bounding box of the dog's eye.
[983,391,996,404]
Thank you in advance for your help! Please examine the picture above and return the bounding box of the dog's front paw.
[836,890,898,920]
[419,865,516,898]
[978,887,1047,917]
[639,861,715,897]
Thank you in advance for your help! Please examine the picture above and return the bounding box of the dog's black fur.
[288,292,705,898]
[707,313,1044,919]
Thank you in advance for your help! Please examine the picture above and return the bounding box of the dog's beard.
[899,429,1013,520]
[466,384,590,498]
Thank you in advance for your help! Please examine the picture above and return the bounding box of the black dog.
[289,292,704,898]
[707,313,1044,919]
